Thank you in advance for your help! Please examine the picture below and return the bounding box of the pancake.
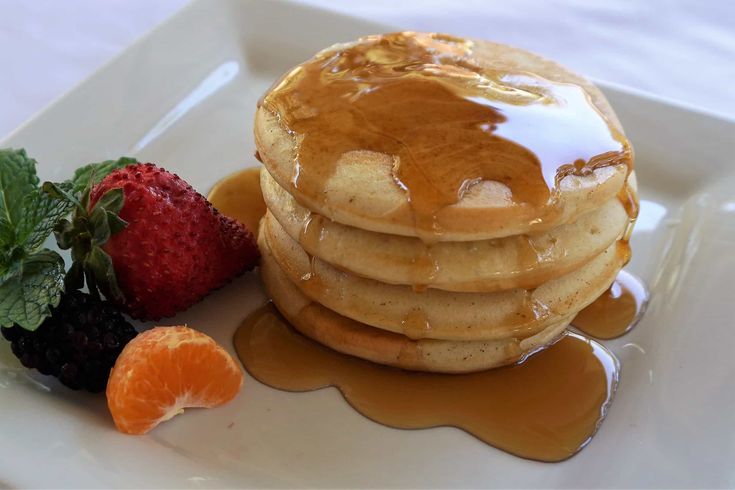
[262,212,627,341]
[261,168,630,292]
[259,232,572,373]
[255,32,634,241]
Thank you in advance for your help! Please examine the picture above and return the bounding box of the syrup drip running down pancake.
[260,168,632,292]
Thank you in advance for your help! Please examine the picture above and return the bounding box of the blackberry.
[1,291,137,392]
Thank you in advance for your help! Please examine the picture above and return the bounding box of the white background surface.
[1,0,734,139]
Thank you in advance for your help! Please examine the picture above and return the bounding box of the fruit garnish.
[1,290,137,392]
[0,151,252,428]
[0,149,72,331]
[50,163,260,320]
[0,149,136,332]
[106,326,243,435]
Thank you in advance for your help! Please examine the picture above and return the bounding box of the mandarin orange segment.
[106,326,243,435]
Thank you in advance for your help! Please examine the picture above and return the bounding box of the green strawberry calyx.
[43,183,125,303]
[43,157,139,304]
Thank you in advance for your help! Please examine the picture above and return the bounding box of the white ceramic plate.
[2,0,734,487]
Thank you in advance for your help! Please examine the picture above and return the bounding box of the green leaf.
[0,149,80,330]
[94,188,125,215]
[16,190,75,253]
[42,181,83,212]
[70,157,138,195]
[64,260,84,292]
[53,218,75,250]
[0,150,136,331]
[89,206,111,245]
[0,149,41,250]
[0,249,65,330]
[86,246,124,302]
[0,218,12,251]
[49,179,128,302]
[89,188,127,245]
[107,212,128,235]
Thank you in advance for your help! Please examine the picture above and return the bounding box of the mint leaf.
[0,150,75,255]
[0,151,135,330]
[70,157,137,195]
[16,189,75,253]
[0,149,41,249]
[0,149,88,331]
[42,181,83,211]
[0,249,65,330]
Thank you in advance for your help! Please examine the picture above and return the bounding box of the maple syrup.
[285,198,613,293]
[298,209,442,288]
[210,165,643,461]
[234,303,620,462]
[260,32,633,239]
[214,31,646,462]
[208,167,266,236]
[572,270,648,339]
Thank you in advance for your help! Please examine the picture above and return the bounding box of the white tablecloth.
[1,0,733,139]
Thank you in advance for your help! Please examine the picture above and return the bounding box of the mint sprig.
[17,183,76,253]
[0,149,71,330]
[0,149,137,331]
[0,250,65,330]
[0,148,41,247]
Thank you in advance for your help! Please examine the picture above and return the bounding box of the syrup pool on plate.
[234,302,619,463]
[209,166,649,463]
[572,270,649,339]
[208,167,266,236]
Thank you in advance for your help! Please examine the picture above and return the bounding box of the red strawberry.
[55,163,259,320]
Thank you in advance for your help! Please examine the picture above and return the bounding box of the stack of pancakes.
[254,32,636,373]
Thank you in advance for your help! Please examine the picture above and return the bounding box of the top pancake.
[255,32,634,241]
